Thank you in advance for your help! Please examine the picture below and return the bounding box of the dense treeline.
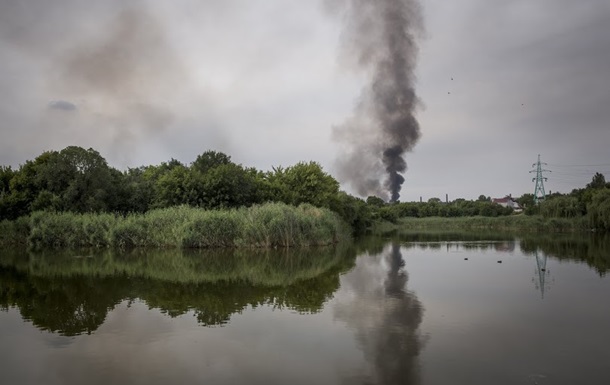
[2,146,609,235]
[0,146,520,236]
[0,146,339,217]
[0,146,372,233]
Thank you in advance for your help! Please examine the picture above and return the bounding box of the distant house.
[492,195,522,212]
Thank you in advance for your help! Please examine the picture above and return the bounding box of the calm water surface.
[1,233,609,385]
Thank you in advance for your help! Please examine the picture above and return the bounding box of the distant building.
[492,195,522,212]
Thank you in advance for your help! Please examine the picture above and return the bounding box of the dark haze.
[0,0,186,164]
[329,0,423,202]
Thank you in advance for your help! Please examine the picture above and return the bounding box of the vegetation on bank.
[0,203,350,249]
[379,215,590,233]
[367,172,610,232]
[1,146,609,240]
[0,146,372,234]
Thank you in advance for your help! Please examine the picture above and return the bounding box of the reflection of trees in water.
[520,234,610,276]
[0,246,356,335]
[335,243,424,385]
[0,266,124,336]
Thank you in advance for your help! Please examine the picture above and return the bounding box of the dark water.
[1,233,610,385]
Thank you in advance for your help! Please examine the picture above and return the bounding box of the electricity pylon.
[530,154,550,205]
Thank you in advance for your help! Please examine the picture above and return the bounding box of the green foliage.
[588,189,610,231]
[200,163,258,208]
[393,215,589,233]
[329,192,372,234]
[0,216,30,246]
[273,161,340,208]
[3,146,610,235]
[366,196,386,207]
[516,193,535,210]
[182,210,242,248]
[587,172,606,190]
[154,163,190,208]
[540,196,582,218]
[378,200,512,219]
[7,203,349,249]
[28,211,117,248]
[0,166,14,193]
[191,150,232,174]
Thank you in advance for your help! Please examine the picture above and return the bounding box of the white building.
[492,195,522,212]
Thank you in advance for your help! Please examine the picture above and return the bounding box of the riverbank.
[0,202,351,249]
[373,214,592,233]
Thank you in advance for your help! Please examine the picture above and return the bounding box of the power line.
[547,163,610,168]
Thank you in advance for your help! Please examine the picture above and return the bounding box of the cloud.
[48,100,77,111]
[1,0,609,198]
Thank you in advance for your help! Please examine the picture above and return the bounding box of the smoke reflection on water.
[335,243,425,385]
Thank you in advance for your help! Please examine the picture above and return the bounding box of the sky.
[1,0,609,201]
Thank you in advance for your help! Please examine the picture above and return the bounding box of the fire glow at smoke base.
[330,0,423,202]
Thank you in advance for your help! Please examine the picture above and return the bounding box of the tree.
[191,151,232,174]
[517,193,535,209]
[3,151,57,218]
[540,196,581,218]
[588,189,610,230]
[366,196,386,207]
[155,164,190,208]
[35,146,115,212]
[0,166,14,193]
[200,163,258,208]
[330,192,372,234]
[275,162,339,209]
[587,172,606,190]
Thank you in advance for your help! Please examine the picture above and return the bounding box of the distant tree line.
[2,146,609,232]
[365,194,514,223]
[367,172,610,231]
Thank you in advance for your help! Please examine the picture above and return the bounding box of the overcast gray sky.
[1,0,609,201]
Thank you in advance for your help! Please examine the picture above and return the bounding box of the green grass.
[381,215,591,233]
[0,202,350,249]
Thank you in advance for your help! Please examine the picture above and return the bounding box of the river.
[1,232,609,385]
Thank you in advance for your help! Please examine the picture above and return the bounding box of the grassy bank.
[375,215,591,233]
[0,202,350,249]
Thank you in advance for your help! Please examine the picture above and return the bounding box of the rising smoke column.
[329,0,423,202]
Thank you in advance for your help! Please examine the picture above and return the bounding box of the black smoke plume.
[329,0,423,202]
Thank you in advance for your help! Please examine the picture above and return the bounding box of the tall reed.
[7,202,350,249]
